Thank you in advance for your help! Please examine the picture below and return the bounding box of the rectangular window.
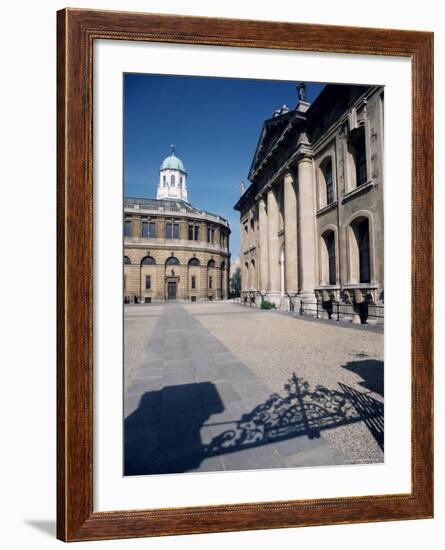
[141,221,149,238]
[188,225,194,240]
[166,223,172,239]
[326,166,334,205]
[124,220,132,237]
[209,276,213,289]
[145,275,151,290]
[194,226,199,241]
[191,275,196,290]
[149,222,157,238]
[358,221,371,283]
[211,229,215,243]
[356,141,367,187]
[207,227,211,242]
[173,223,179,239]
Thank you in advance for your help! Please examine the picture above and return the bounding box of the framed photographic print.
[57,8,434,542]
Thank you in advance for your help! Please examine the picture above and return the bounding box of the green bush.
[260,300,276,310]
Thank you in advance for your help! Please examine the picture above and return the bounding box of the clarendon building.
[124,149,230,303]
[234,83,384,323]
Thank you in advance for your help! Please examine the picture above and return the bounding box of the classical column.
[258,197,269,292]
[283,171,298,293]
[267,186,280,294]
[297,156,317,300]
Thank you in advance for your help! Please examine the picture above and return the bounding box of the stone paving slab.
[124,302,354,476]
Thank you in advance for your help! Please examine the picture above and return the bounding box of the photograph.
[122,74,385,476]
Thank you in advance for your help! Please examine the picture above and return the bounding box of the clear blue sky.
[124,74,325,259]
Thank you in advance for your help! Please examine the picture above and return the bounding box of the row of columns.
[256,156,316,300]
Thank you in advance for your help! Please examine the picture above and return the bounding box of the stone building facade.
[124,150,230,303]
[234,84,384,323]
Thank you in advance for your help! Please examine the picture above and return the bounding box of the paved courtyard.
[124,301,384,476]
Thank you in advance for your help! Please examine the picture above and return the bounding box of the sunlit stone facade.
[234,84,384,324]
[124,151,230,303]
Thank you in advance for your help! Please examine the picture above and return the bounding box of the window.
[207,227,211,242]
[141,221,149,238]
[145,275,151,290]
[250,218,254,230]
[180,176,183,186]
[208,259,216,268]
[194,226,199,241]
[357,219,370,283]
[171,174,175,186]
[350,217,371,284]
[166,256,180,266]
[124,256,131,265]
[188,224,194,240]
[149,222,156,238]
[324,231,336,285]
[325,160,334,205]
[209,276,213,289]
[191,275,196,290]
[141,256,156,265]
[124,220,132,237]
[348,127,367,188]
[166,222,179,239]
[189,258,199,267]
[163,175,166,186]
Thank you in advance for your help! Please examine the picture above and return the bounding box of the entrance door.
[167,281,177,300]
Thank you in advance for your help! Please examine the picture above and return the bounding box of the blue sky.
[124,74,325,259]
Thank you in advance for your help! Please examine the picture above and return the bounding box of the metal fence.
[298,300,384,324]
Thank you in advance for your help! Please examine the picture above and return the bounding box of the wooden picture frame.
[57,8,434,542]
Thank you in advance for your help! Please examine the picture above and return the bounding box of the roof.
[160,153,186,173]
[123,197,229,227]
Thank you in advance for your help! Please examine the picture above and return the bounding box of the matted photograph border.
[57,8,433,542]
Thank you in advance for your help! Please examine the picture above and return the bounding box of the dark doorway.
[167,281,177,300]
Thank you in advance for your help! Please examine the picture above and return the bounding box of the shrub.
[260,300,276,310]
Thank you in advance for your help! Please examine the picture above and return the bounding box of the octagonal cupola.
[156,146,188,201]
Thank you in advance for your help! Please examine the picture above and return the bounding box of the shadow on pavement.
[341,358,384,397]
[124,373,384,476]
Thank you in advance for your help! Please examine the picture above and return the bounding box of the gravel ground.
[183,301,384,463]
[124,304,164,388]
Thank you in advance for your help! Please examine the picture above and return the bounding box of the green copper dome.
[160,150,186,173]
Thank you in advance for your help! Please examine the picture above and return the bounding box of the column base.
[264,291,282,308]
[297,291,317,316]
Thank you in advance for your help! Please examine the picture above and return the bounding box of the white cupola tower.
[156,146,188,202]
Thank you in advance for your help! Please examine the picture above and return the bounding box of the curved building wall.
[123,198,230,303]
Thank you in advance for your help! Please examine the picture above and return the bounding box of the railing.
[298,300,384,324]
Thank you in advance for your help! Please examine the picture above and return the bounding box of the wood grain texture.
[56,8,434,542]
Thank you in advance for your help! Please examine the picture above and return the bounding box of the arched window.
[180,176,183,186]
[208,259,216,268]
[188,258,200,267]
[171,174,175,186]
[350,217,371,283]
[124,256,131,265]
[322,231,336,285]
[347,127,367,188]
[165,256,180,266]
[141,256,156,265]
